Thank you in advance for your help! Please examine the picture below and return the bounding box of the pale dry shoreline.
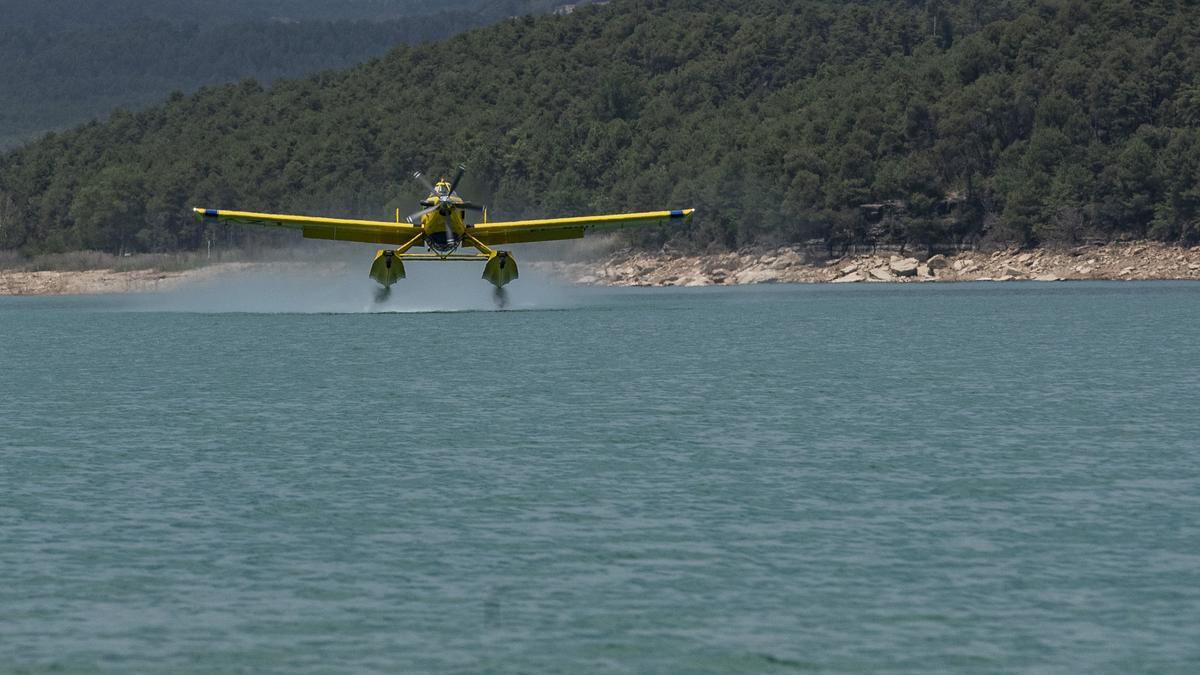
[2,243,1199,296]
[0,263,261,296]
[545,241,1200,287]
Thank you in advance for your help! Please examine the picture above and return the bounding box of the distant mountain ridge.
[0,0,549,28]
[0,0,587,148]
[1,0,1198,256]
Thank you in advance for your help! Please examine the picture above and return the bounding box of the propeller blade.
[448,164,466,194]
[458,202,484,211]
[443,215,456,254]
[405,205,437,224]
[412,170,435,193]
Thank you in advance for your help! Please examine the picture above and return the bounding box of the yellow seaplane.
[193,165,693,302]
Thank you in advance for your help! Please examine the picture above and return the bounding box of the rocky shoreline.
[2,243,1199,295]
[541,241,1200,287]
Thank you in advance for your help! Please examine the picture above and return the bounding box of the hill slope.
[1,0,1198,256]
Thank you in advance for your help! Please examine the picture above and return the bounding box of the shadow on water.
[120,263,580,314]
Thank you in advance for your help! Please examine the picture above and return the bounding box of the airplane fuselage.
[417,180,471,254]
[422,209,465,253]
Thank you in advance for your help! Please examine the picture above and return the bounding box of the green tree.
[67,166,145,254]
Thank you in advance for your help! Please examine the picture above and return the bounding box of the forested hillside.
[1,0,1198,257]
[0,0,580,148]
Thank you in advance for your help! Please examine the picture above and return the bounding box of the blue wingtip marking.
[204,209,218,217]
[670,210,685,218]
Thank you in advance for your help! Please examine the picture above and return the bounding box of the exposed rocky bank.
[540,242,1200,287]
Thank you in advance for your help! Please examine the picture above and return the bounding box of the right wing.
[193,208,423,246]
[467,209,694,246]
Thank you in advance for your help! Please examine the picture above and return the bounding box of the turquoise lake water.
[2,273,1199,672]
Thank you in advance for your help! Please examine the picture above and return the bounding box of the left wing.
[193,208,423,245]
[467,209,694,246]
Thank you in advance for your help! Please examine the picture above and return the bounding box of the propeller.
[406,170,439,222]
[405,204,438,224]
[412,170,435,193]
[448,164,466,195]
[443,214,455,251]
[404,164,483,230]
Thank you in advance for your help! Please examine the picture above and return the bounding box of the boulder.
[869,267,895,281]
[831,272,865,283]
[774,250,805,267]
[917,264,932,278]
[734,267,781,285]
[1033,273,1061,282]
[1001,264,1025,277]
[889,257,920,276]
[927,254,950,269]
[677,274,713,287]
[840,263,859,274]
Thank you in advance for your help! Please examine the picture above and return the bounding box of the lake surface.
[2,274,1199,672]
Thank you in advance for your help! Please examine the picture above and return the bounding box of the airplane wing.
[467,209,694,246]
[193,208,423,246]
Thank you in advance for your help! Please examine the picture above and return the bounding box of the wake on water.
[123,262,581,314]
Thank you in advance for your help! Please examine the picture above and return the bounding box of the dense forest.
[0,0,583,148]
[1,0,1198,257]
